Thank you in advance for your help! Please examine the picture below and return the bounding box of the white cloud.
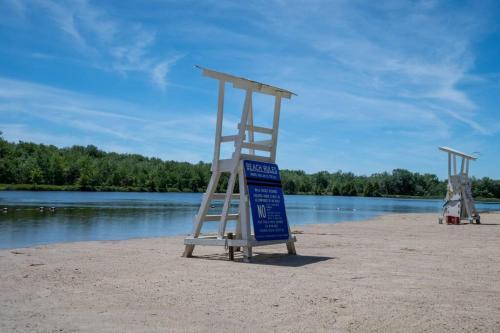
[233,1,489,135]
[0,77,214,161]
[151,59,176,91]
[10,0,181,91]
[1,1,498,176]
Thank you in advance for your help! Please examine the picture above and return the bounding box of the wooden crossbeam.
[211,193,240,200]
[238,124,273,135]
[203,214,239,221]
[241,142,272,152]
[196,66,296,99]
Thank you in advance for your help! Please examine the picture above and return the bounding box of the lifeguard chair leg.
[183,172,221,257]
[238,163,252,260]
[286,223,297,255]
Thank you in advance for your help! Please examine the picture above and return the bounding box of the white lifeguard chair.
[438,146,480,225]
[183,66,297,261]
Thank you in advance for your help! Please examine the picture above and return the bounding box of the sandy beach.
[1,212,500,332]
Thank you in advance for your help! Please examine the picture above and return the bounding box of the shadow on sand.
[191,252,334,267]
[446,223,500,226]
[473,223,500,226]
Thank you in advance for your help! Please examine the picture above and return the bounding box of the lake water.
[1,191,500,249]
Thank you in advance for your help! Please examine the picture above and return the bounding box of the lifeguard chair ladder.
[183,66,297,260]
[438,146,480,224]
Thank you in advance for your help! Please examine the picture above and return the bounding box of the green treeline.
[1,134,500,199]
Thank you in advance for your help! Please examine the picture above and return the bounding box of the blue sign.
[243,160,290,241]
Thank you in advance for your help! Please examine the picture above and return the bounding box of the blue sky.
[1,0,499,179]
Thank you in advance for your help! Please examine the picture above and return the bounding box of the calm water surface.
[1,191,500,249]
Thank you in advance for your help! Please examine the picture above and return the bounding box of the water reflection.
[1,191,499,249]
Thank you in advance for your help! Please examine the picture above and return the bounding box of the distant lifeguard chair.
[183,66,297,260]
[438,146,480,225]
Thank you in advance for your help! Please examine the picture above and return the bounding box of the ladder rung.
[217,159,235,172]
[203,214,239,221]
[241,142,272,152]
[254,139,272,146]
[221,135,241,142]
[240,154,272,162]
[238,124,273,135]
[211,193,240,200]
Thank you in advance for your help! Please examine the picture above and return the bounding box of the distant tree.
[363,182,375,197]
[330,185,340,196]
[0,134,498,198]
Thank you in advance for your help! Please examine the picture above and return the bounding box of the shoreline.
[1,212,500,332]
[0,212,415,251]
[2,211,500,251]
[2,185,500,202]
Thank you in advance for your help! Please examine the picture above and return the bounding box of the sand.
[1,212,500,332]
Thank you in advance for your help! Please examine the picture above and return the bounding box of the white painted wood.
[241,142,272,152]
[212,81,225,171]
[239,124,273,135]
[247,100,255,155]
[270,95,282,162]
[235,210,242,242]
[211,193,240,200]
[439,146,477,160]
[183,171,221,257]
[238,161,252,259]
[192,173,220,235]
[254,139,272,146]
[439,146,479,224]
[217,159,235,172]
[218,89,252,238]
[203,214,239,221]
[461,185,472,220]
[196,66,296,99]
[233,81,293,99]
[239,154,272,163]
[183,67,296,260]
[184,235,296,247]
[448,153,451,178]
[220,135,240,142]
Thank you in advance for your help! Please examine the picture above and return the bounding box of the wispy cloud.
[0,77,214,161]
[9,0,181,90]
[150,57,180,92]
[190,1,491,136]
[1,1,499,177]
